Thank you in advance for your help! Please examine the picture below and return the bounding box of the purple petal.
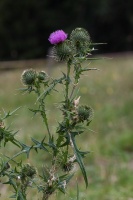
[48,30,67,44]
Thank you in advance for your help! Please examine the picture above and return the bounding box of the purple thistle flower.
[48,30,67,44]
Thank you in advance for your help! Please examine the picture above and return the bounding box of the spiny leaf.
[37,76,65,101]
[31,137,48,152]
[71,134,88,187]
[2,107,21,120]
[18,142,33,158]
[0,127,20,148]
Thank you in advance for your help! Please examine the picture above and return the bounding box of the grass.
[0,55,133,200]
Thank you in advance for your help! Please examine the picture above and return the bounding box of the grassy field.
[0,55,133,200]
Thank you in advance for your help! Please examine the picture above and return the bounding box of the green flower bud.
[21,163,37,180]
[52,40,73,61]
[21,69,36,86]
[70,27,90,44]
[70,28,91,56]
[78,105,94,123]
[62,162,74,172]
[37,71,48,81]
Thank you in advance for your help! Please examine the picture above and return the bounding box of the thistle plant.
[0,28,100,199]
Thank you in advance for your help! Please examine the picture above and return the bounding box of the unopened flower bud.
[62,161,74,172]
[21,69,36,86]
[52,40,73,61]
[37,71,48,81]
[21,163,37,180]
[78,105,94,123]
[70,28,90,44]
[70,27,90,56]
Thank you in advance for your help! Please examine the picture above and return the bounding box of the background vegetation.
[0,55,133,199]
[0,0,133,60]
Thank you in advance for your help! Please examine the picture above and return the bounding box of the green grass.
[0,55,133,199]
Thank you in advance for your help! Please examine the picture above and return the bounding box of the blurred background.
[0,1,133,199]
[0,0,133,61]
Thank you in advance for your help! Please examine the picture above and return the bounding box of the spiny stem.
[5,150,27,164]
[70,83,78,100]
[41,105,52,142]
[36,84,52,141]
[65,61,71,107]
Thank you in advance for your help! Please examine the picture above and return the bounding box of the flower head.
[70,27,90,56]
[21,69,36,86]
[48,30,67,44]
[78,105,94,123]
[37,71,48,81]
[52,40,72,61]
[70,28,90,44]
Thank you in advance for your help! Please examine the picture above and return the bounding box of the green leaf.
[58,186,66,194]
[71,134,88,187]
[31,137,48,152]
[65,173,74,184]
[78,149,90,158]
[70,130,84,137]
[2,107,21,120]
[37,76,65,101]
[19,142,33,158]
[41,166,51,182]
[58,173,74,194]
[56,135,64,147]
[0,127,20,148]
